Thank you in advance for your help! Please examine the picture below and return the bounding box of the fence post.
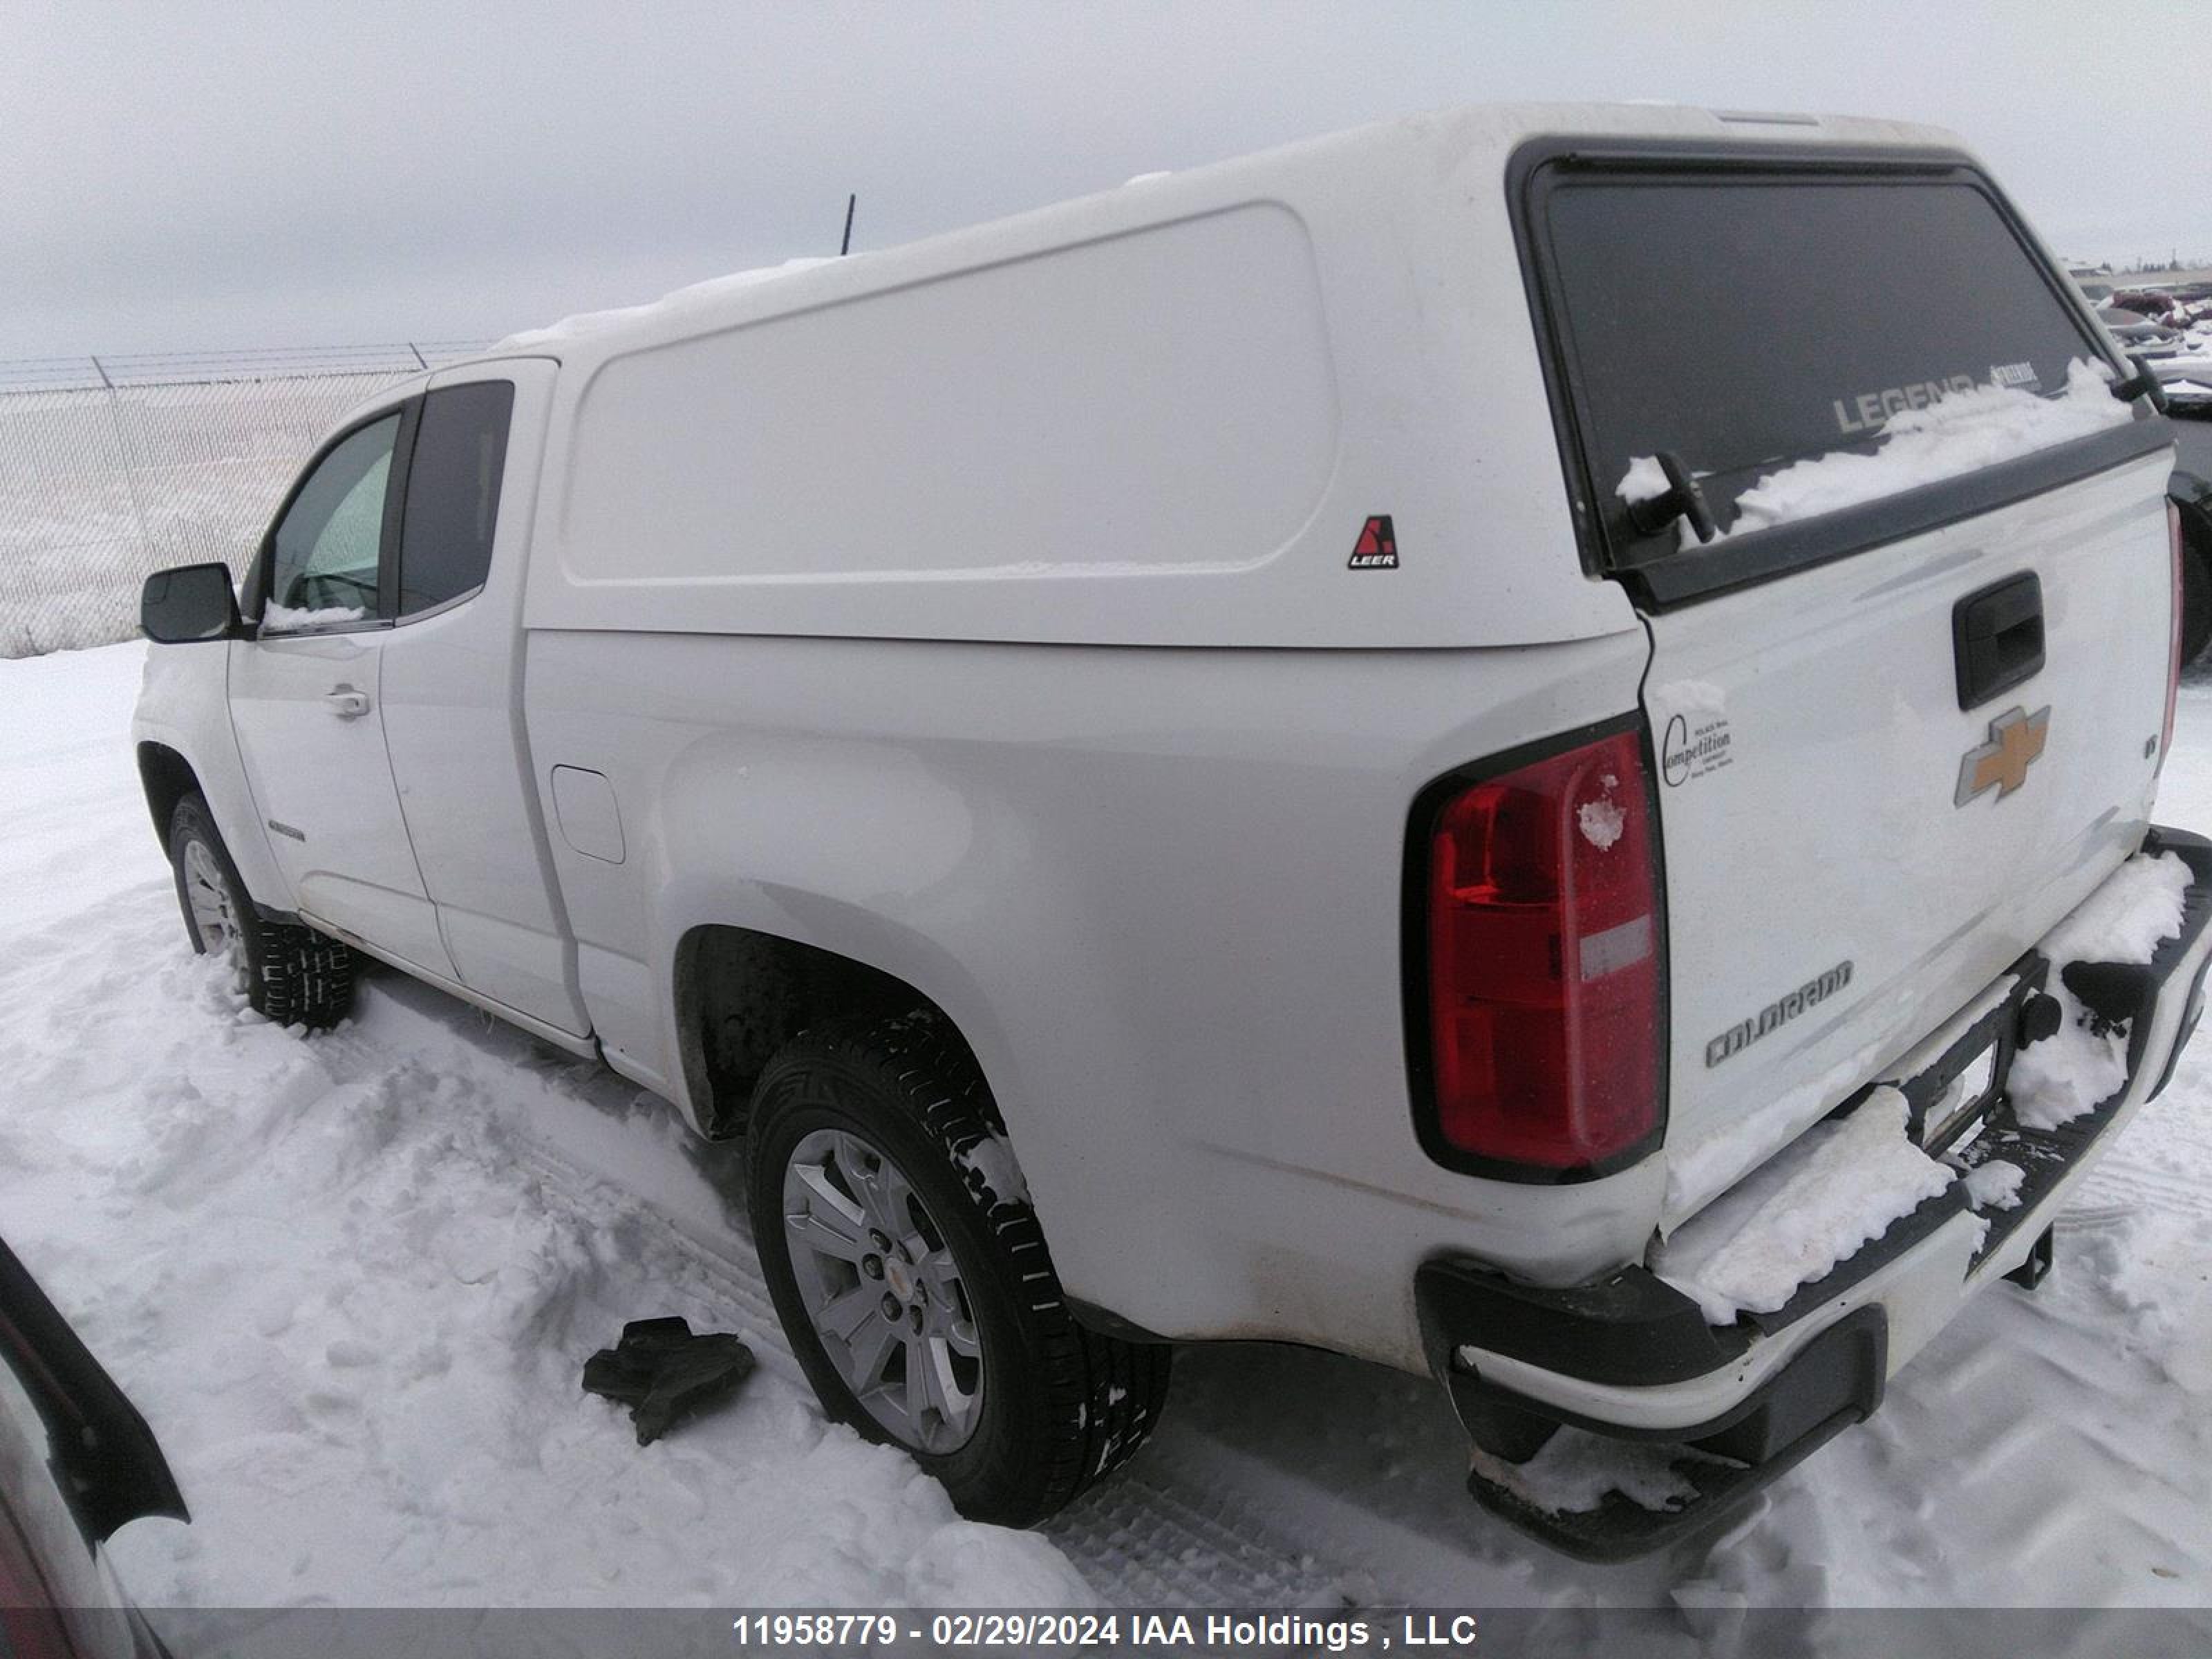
[91,355,158,574]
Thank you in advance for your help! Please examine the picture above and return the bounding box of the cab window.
[264,413,401,630]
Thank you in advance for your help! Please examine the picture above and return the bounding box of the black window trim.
[390,582,488,628]
[252,373,515,638]
[374,398,422,623]
[1506,136,2171,611]
[386,375,516,628]
[252,397,420,639]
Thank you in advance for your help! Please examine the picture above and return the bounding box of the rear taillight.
[0,1501,77,1658]
[2165,501,2184,769]
[1413,724,1663,1174]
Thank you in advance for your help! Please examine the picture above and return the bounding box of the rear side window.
[396,380,514,616]
[1536,171,2110,563]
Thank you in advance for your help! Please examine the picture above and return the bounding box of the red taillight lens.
[0,1500,78,1658]
[2165,501,2184,770]
[1418,726,1662,1172]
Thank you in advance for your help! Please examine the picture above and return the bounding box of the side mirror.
[140,563,243,644]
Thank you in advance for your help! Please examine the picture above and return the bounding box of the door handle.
[324,686,373,719]
[1952,572,2043,711]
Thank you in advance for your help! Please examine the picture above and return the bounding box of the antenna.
[840,194,856,257]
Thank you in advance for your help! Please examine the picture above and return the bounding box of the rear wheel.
[747,1012,1169,1526]
[167,792,355,1029]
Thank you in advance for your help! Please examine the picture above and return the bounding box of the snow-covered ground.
[3,641,2211,1616]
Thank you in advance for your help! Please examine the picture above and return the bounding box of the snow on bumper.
[1417,827,2212,1555]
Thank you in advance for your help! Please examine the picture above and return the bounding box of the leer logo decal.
[1347,515,1397,570]
[1954,705,2050,807]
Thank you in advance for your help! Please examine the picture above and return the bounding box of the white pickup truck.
[130,103,2212,1557]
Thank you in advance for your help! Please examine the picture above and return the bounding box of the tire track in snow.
[303,962,2212,1610]
[17,642,2212,1614]
[507,1121,1367,1606]
[2068,1153,2212,1225]
[306,984,1370,1608]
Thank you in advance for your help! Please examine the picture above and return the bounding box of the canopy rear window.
[1530,162,2118,577]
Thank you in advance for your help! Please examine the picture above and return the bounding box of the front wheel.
[168,791,355,1029]
[747,1013,1169,1526]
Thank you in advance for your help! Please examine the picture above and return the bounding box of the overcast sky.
[5,0,2208,359]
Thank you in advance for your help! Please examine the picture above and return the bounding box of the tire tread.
[751,1011,1168,1523]
[169,792,355,1030]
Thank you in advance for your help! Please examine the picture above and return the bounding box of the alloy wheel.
[781,1126,985,1454]
[181,836,248,993]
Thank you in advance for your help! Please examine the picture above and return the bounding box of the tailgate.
[1644,456,2170,1220]
[1513,146,2177,1224]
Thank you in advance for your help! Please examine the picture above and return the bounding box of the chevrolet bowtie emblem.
[1954,705,2050,806]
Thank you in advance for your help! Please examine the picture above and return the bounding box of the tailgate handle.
[1952,572,2044,711]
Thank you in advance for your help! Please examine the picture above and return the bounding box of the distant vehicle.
[2115,289,2189,326]
[2160,361,2212,415]
[2066,267,2115,303]
[2101,306,2182,357]
[0,1238,185,1656]
[129,103,2212,1560]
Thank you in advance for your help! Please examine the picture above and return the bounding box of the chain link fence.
[0,342,488,657]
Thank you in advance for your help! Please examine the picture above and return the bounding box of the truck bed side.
[524,626,1651,1374]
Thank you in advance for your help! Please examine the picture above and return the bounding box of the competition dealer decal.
[1654,679,1732,789]
[1660,710,1732,787]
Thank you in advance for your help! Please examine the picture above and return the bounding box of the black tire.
[747,1012,1170,1526]
[167,791,355,1030]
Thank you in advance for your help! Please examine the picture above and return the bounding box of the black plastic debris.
[581,1316,755,1445]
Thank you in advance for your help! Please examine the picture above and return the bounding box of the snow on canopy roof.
[496,259,836,350]
[475,102,1962,366]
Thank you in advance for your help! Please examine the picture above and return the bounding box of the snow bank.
[1615,453,1670,505]
[498,259,834,349]
[2043,850,2191,964]
[2007,997,2129,1133]
[1727,359,2129,534]
[1670,850,2190,1277]
[0,641,1092,1609]
[1619,359,2132,539]
[1468,1427,1727,1516]
[1653,1089,1955,1327]
[263,601,364,629]
[1576,795,1625,850]
[10,643,2212,1609]
[2010,851,2191,1132]
[954,1131,1030,1209]
[1962,1158,2025,1212]
[1662,1035,1891,1227]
